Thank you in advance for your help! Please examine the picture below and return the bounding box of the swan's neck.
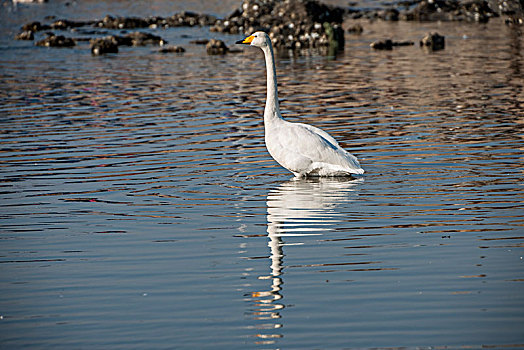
[262,44,282,124]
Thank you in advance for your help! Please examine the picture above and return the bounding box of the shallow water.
[1,0,523,349]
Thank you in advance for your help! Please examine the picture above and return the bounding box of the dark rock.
[371,39,414,50]
[15,30,34,40]
[206,39,229,55]
[159,45,185,53]
[420,32,445,50]
[36,34,75,47]
[90,37,119,55]
[371,39,393,50]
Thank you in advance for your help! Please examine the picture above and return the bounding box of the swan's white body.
[237,32,364,177]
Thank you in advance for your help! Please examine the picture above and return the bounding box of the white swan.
[236,31,364,177]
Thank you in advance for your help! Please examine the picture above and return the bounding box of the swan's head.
[235,31,270,48]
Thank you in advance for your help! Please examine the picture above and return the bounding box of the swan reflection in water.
[248,177,362,345]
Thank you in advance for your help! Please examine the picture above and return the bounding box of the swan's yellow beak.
[235,35,254,45]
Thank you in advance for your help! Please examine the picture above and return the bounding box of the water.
[1,0,523,348]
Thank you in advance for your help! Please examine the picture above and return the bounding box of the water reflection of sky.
[0,1,523,348]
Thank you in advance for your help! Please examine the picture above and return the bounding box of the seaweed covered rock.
[36,34,75,47]
[402,0,498,22]
[211,0,346,51]
[95,12,216,29]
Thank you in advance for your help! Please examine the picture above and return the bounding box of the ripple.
[1,8,523,350]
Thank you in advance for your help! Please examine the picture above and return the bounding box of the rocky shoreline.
[14,0,524,56]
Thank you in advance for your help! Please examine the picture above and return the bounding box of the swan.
[236,31,364,177]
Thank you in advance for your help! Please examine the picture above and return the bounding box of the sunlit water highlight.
[1,1,523,348]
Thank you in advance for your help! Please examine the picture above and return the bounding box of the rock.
[90,37,119,55]
[211,0,346,51]
[123,32,166,46]
[370,39,414,50]
[96,15,149,29]
[164,11,217,27]
[15,30,34,40]
[94,12,217,30]
[371,39,393,50]
[159,45,185,53]
[206,39,229,54]
[402,0,497,22]
[420,32,445,50]
[36,34,75,47]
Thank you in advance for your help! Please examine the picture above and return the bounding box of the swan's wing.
[266,121,363,174]
[295,122,341,148]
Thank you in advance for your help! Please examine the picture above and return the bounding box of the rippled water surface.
[1,0,523,349]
